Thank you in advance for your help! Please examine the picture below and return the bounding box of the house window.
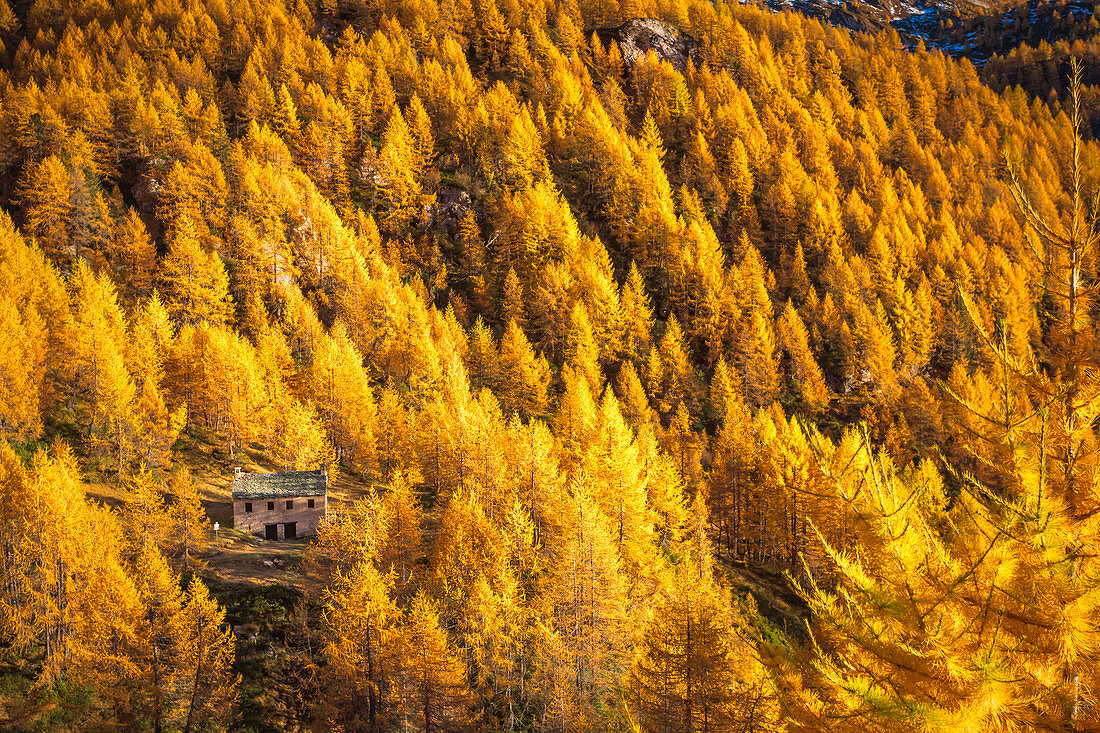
[307,499,315,508]
[245,502,253,513]
[267,501,275,511]
[286,500,293,510]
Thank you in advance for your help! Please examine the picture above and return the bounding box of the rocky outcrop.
[427,185,473,235]
[593,18,699,73]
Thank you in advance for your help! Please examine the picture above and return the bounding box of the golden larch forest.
[1,0,1100,729]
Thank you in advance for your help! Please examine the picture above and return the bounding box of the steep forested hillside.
[2,0,1100,729]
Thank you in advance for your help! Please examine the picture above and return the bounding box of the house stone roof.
[232,468,328,499]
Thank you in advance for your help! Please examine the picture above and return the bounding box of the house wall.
[232,495,327,538]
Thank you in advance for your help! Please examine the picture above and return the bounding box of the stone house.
[231,466,328,540]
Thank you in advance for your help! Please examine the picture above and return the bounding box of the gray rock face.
[594,18,699,74]
[429,185,473,235]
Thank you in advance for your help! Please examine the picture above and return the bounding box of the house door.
[265,524,278,540]
[284,522,297,539]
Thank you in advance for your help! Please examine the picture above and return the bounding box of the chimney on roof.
[234,466,242,476]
